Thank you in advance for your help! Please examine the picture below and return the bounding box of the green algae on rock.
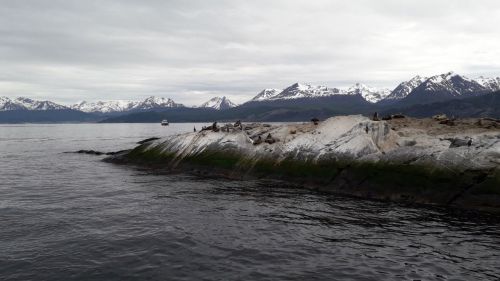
[105,115,500,212]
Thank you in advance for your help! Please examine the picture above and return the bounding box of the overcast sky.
[1,0,500,105]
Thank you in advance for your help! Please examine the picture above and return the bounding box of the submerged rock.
[137,137,160,144]
[70,149,131,156]
[105,115,500,212]
[74,149,104,155]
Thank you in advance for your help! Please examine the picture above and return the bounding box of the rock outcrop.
[105,115,500,212]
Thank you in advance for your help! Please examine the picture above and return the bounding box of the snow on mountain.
[386,75,427,101]
[476,76,500,92]
[250,83,388,103]
[4,73,500,113]
[133,96,184,110]
[71,96,184,113]
[249,74,499,105]
[13,97,67,110]
[70,100,138,113]
[268,83,348,100]
[0,97,24,111]
[386,73,500,104]
[251,89,282,101]
[399,72,491,105]
[200,96,236,110]
[0,97,67,111]
[346,83,391,103]
[418,72,486,96]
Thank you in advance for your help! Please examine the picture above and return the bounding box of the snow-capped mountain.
[271,83,346,100]
[3,72,500,118]
[248,74,499,106]
[134,96,184,110]
[346,83,391,103]
[476,76,500,92]
[0,97,67,111]
[199,96,236,110]
[71,96,184,113]
[249,83,388,103]
[386,75,428,101]
[70,100,138,113]
[248,83,348,102]
[0,97,24,111]
[15,97,67,110]
[420,72,486,96]
[402,72,489,105]
[251,89,282,101]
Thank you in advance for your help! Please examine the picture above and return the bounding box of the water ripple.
[1,124,500,280]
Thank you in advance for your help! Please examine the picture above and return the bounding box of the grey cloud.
[1,0,499,105]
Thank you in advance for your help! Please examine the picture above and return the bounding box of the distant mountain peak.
[386,75,428,101]
[0,96,67,111]
[250,82,389,103]
[399,72,491,105]
[250,88,282,101]
[70,96,184,113]
[4,72,500,116]
[70,100,137,113]
[421,72,483,95]
[288,82,315,91]
[270,82,345,100]
[346,83,391,103]
[272,83,345,99]
[0,97,24,111]
[200,96,236,110]
[137,96,183,109]
[476,76,500,92]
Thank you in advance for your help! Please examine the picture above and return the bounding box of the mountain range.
[249,83,390,103]
[199,96,237,110]
[1,72,500,123]
[0,95,236,114]
[69,96,184,114]
[0,97,67,111]
[247,72,500,106]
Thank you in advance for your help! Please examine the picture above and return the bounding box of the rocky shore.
[105,115,500,212]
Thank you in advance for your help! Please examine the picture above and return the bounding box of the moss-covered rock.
[104,116,500,212]
[109,144,500,212]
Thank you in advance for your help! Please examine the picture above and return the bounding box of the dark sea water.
[1,123,500,281]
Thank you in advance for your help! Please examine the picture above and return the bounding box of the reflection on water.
[1,123,499,280]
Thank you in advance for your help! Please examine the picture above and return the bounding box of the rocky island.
[105,115,500,212]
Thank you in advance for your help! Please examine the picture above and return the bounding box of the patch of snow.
[70,100,138,113]
[346,83,391,103]
[252,83,389,103]
[71,96,184,113]
[200,96,237,110]
[133,96,184,110]
[386,75,427,100]
[251,89,282,101]
[476,76,500,92]
[270,83,348,100]
[417,72,486,96]
[0,96,67,111]
[0,97,23,111]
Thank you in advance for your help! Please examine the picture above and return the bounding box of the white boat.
[161,119,169,126]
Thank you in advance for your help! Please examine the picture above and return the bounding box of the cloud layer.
[1,0,500,105]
